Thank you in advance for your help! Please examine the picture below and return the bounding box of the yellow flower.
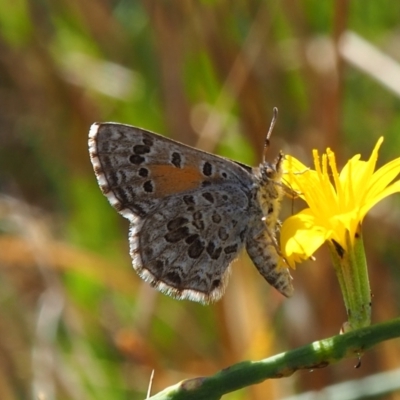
[281,137,400,268]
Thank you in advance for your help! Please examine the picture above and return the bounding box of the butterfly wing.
[89,122,255,303]
[130,185,251,303]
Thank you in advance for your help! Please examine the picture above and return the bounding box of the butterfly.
[88,108,293,303]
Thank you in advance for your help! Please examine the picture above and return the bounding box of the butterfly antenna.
[263,107,278,162]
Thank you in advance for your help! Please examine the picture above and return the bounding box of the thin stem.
[149,318,400,400]
[328,226,371,331]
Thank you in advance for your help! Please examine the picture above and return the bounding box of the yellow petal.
[361,180,400,217]
[365,157,400,202]
[281,210,327,268]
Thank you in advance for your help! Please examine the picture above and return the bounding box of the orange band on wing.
[150,165,206,196]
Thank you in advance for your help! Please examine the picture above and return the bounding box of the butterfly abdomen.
[246,151,294,297]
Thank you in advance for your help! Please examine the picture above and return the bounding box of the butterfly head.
[260,151,284,182]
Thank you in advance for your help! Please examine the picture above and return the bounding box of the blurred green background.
[1,1,400,399]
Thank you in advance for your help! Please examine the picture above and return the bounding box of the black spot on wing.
[133,144,151,155]
[167,217,189,231]
[203,162,213,176]
[206,241,222,260]
[165,271,182,286]
[171,152,182,168]
[129,154,145,165]
[143,180,153,193]
[224,244,238,254]
[185,234,199,244]
[211,279,221,289]
[188,238,205,259]
[142,137,154,147]
[202,192,214,203]
[165,226,190,243]
[138,168,149,177]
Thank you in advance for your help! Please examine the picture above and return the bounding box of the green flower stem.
[148,318,400,400]
[328,225,371,331]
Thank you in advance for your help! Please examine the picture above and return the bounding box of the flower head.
[281,137,400,268]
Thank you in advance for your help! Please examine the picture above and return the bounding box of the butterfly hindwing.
[129,184,252,303]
